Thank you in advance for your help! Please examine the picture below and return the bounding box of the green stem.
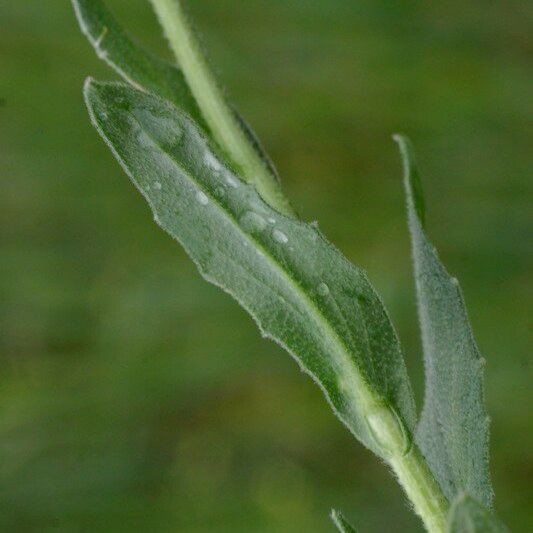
[148,2,449,531]
[367,407,449,533]
[148,0,295,217]
[391,447,449,532]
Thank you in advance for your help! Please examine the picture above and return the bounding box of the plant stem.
[390,446,449,532]
[367,407,449,532]
[148,0,295,217]
[148,2,449,531]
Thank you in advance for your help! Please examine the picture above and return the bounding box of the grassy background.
[1,0,531,531]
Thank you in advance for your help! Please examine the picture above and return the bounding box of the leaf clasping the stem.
[147,0,295,216]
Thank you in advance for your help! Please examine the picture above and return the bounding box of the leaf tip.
[83,78,126,112]
[83,76,103,113]
[82,77,113,133]
[83,75,96,94]
[393,133,426,227]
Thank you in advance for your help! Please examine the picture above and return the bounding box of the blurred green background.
[1,1,531,531]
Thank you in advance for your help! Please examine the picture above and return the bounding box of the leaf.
[331,509,358,533]
[447,494,508,533]
[232,107,281,185]
[84,79,417,458]
[72,0,203,123]
[72,0,280,195]
[394,135,493,506]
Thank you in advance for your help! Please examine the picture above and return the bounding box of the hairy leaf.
[395,135,492,506]
[232,107,281,185]
[72,0,280,188]
[331,509,358,533]
[84,80,417,458]
[447,494,508,533]
[72,0,203,123]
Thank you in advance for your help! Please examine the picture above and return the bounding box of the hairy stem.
[366,407,449,533]
[390,447,449,532]
[148,0,294,216]
[147,2,449,531]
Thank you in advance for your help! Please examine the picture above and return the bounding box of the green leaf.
[84,79,417,458]
[447,494,508,533]
[331,509,358,533]
[72,0,203,123]
[72,0,286,213]
[394,135,493,506]
[146,0,294,216]
[232,107,282,185]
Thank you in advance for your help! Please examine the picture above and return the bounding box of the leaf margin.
[394,133,493,507]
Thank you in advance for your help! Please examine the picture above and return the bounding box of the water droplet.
[204,152,222,172]
[317,282,330,296]
[240,211,267,233]
[154,181,162,190]
[268,217,276,225]
[225,175,239,188]
[272,229,288,244]
[196,191,209,205]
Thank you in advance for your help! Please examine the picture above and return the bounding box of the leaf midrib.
[132,109,381,417]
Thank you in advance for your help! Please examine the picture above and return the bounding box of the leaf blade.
[85,80,417,457]
[395,134,492,506]
[72,0,203,123]
[447,494,508,533]
[72,0,284,204]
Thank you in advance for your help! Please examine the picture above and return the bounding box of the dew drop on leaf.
[204,152,222,172]
[318,282,330,296]
[225,175,239,188]
[272,229,289,244]
[240,211,267,233]
[196,191,209,205]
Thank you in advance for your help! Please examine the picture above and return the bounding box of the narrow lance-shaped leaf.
[85,80,417,459]
[72,0,282,191]
[72,0,203,124]
[232,107,282,184]
[447,494,508,533]
[146,0,293,216]
[331,509,358,533]
[394,135,493,506]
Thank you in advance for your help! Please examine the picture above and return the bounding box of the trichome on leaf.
[72,1,508,531]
